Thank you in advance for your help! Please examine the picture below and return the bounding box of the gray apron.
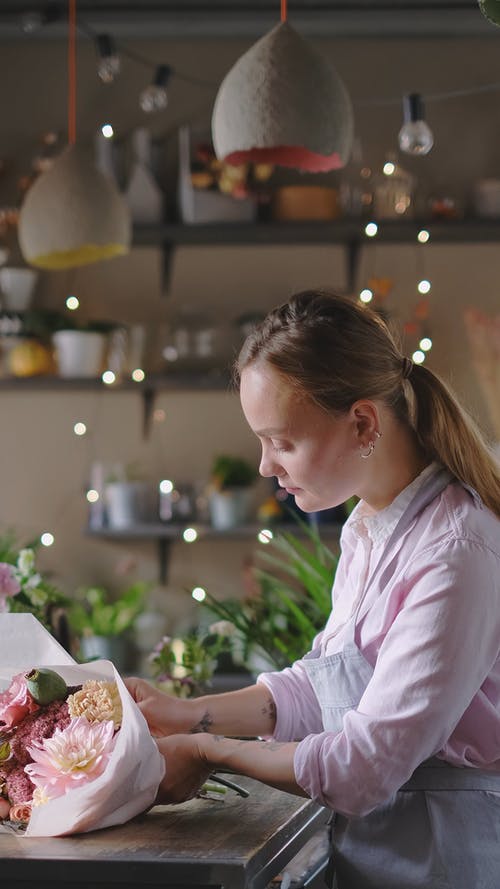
[302,468,500,889]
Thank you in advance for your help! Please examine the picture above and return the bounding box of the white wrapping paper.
[0,614,165,837]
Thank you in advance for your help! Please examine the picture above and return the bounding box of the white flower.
[26,587,48,607]
[209,620,236,637]
[32,786,52,807]
[24,572,42,590]
[17,549,35,576]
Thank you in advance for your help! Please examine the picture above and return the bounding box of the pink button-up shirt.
[257,465,500,817]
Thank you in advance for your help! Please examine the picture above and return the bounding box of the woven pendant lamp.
[18,0,131,270]
[212,20,354,172]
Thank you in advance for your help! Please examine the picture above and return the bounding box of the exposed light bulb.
[96,34,120,84]
[21,3,61,34]
[359,289,373,303]
[412,349,426,364]
[419,336,433,351]
[140,64,171,113]
[398,93,434,156]
[101,123,114,139]
[417,229,430,243]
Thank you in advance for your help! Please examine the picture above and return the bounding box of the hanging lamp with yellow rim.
[18,0,131,270]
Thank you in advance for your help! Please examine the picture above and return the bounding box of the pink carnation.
[4,763,35,804]
[0,562,20,612]
[10,699,70,766]
[25,716,116,799]
[0,673,38,729]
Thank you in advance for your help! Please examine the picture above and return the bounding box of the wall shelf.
[133,217,500,292]
[87,521,342,584]
[0,371,231,392]
[132,218,500,248]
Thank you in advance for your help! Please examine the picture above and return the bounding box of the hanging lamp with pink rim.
[18,0,131,270]
[211,2,354,173]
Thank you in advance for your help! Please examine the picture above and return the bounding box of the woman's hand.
[124,676,197,737]
[155,734,212,804]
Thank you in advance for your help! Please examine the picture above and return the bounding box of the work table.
[0,776,328,889]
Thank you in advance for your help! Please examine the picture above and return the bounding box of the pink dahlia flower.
[0,673,38,729]
[25,716,116,798]
[0,562,20,612]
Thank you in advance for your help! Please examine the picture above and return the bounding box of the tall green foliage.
[202,520,339,670]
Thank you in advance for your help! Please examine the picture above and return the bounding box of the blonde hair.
[236,289,500,518]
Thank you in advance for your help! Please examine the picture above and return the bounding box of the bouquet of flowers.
[0,614,164,837]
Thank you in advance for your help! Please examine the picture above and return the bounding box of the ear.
[349,401,380,444]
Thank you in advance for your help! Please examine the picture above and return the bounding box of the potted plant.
[68,580,148,670]
[51,318,116,379]
[199,518,339,672]
[208,454,258,530]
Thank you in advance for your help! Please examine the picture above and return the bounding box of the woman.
[126,290,500,889]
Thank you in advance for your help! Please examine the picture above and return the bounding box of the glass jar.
[373,154,416,220]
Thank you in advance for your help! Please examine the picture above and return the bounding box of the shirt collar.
[345,462,440,547]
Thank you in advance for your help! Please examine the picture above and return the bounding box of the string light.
[40,532,55,547]
[418,279,431,294]
[86,489,99,503]
[359,288,373,303]
[419,336,433,351]
[258,529,273,544]
[159,479,174,494]
[95,34,120,84]
[365,222,378,238]
[183,527,198,542]
[140,64,171,113]
[102,370,116,385]
[417,229,430,244]
[101,123,114,139]
[412,349,426,364]
[66,295,79,309]
[131,368,145,382]
[383,161,396,176]
[398,93,434,156]
[192,586,206,601]
[73,421,86,436]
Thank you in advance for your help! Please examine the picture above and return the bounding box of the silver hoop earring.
[360,440,375,459]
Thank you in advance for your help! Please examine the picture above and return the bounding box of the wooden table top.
[0,777,328,889]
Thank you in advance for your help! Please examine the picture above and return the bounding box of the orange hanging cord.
[281,0,287,23]
[68,0,77,145]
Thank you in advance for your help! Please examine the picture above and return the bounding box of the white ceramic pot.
[53,330,107,378]
[0,267,38,312]
[105,481,151,529]
[209,488,252,530]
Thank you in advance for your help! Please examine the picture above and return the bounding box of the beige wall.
[0,30,499,633]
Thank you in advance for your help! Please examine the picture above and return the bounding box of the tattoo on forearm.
[261,697,277,722]
[189,711,213,734]
[264,741,286,751]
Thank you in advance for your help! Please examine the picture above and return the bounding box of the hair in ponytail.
[236,289,500,518]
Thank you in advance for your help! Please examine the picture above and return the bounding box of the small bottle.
[339,138,373,218]
[373,152,416,220]
[125,128,164,224]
